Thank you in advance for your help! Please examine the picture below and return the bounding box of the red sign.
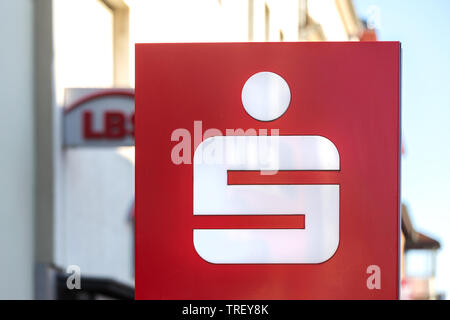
[135,42,400,299]
[64,89,135,147]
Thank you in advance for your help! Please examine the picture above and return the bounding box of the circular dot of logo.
[241,71,291,122]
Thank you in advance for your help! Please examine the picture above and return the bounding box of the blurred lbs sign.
[64,89,134,147]
[135,43,401,299]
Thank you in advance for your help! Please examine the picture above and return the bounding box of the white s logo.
[193,72,340,264]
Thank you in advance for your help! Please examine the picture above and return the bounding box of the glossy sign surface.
[135,42,400,299]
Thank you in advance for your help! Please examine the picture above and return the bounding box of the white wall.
[53,0,114,105]
[53,0,134,284]
[0,0,34,299]
[308,0,349,40]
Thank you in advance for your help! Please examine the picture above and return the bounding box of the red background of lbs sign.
[135,42,400,299]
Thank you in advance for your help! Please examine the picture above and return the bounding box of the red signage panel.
[135,42,400,299]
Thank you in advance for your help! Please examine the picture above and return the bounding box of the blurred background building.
[0,0,445,299]
[401,204,441,299]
